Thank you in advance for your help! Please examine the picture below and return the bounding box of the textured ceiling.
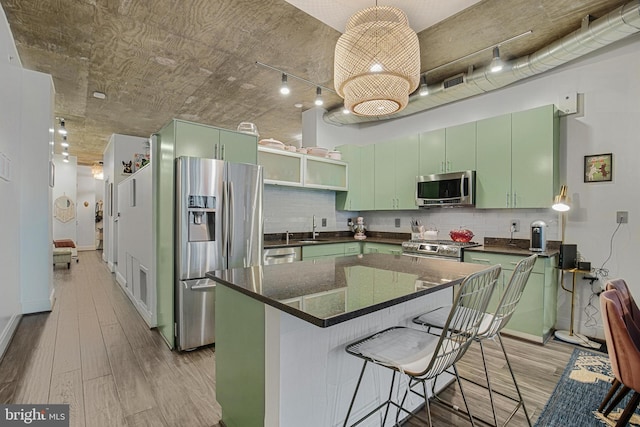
[0,0,624,165]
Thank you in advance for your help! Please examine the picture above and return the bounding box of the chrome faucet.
[286,230,291,245]
[312,215,319,239]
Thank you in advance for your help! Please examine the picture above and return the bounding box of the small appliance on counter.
[351,216,367,240]
[530,220,547,252]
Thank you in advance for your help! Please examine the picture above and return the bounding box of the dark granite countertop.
[264,231,408,248]
[464,237,560,257]
[207,253,486,328]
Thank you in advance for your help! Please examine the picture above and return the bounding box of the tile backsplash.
[264,186,560,241]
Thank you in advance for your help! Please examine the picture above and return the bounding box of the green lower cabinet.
[362,242,402,255]
[463,251,558,343]
[302,242,363,260]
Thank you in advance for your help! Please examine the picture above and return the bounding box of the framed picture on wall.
[584,153,612,183]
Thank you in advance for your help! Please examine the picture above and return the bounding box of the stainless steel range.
[401,239,480,261]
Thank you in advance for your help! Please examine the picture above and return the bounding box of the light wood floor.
[0,250,576,426]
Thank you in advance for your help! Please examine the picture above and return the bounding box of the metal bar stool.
[343,264,501,427]
[413,254,537,427]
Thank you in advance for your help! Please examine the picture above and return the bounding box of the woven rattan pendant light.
[334,6,420,116]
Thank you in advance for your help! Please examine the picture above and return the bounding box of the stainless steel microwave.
[416,170,476,208]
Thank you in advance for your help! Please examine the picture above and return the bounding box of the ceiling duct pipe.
[324,0,640,126]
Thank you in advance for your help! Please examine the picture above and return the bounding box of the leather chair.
[599,289,640,426]
[598,279,640,415]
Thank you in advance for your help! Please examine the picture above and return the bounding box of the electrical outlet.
[616,211,628,224]
[510,219,520,232]
[322,218,327,227]
[395,218,401,228]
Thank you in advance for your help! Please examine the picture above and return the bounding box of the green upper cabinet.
[374,135,419,210]
[336,144,374,211]
[175,120,220,158]
[476,114,512,208]
[419,123,476,175]
[511,105,559,208]
[445,122,477,172]
[418,129,445,174]
[476,105,559,209]
[219,129,257,164]
[173,120,257,163]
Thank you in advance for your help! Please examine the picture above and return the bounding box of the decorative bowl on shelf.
[449,228,474,242]
[258,138,285,149]
[307,147,328,157]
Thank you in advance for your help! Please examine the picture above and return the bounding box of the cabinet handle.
[506,192,510,208]
[513,192,517,208]
[509,261,519,265]
[441,161,445,173]
[447,160,451,172]
[221,144,225,160]
[214,144,219,159]
[471,257,492,263]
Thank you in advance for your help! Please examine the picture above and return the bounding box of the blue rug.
[535,348,640,426]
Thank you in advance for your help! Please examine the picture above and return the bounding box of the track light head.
[280,73,290,95]
[314,87,323,106]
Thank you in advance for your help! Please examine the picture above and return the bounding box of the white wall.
[309,34,640,340]
[0,24,23,357]
[115,165,155,326]
[19,69,55,315]
[102,134,149,272]
[77,165,96,250]
[0,4,54,357]
[264,186,354,234]
[52,154,77,242]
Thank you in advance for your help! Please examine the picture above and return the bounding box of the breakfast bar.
[207,254,487,427]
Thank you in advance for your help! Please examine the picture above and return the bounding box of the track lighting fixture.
[62,148,69,157]
[255,62,335,108]
[58,118,67,135]
[280,73,290,95]
[61,135,69,148]
[314,87,324,106]
[490,46,504,73]
[342,106,350,115]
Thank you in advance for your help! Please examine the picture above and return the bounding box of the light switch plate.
[616,211,628,224]
[395,218,401,228]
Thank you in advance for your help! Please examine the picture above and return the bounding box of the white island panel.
[266,289,453,427]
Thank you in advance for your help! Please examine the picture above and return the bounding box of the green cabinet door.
[419,128,446,175]
[445,122,476,172]
[175,120,219,158]
[219,129,257,164]
[511,105,559,208]
[506,273,545,337]
[359,144,376,211]
[394,134,420,209]
[336,145,361,210]
[374,142,396,209]
[362,242,402,255]
[476,114,512,208]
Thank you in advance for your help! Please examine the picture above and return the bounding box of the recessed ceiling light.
[93,91,106,99]
[294,103,303,108]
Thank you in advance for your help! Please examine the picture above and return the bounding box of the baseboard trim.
[115,271,126,287]
[0,313,22,362]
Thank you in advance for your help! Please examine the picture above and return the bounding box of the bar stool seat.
[343,264,501,427]
[413,253,537,427]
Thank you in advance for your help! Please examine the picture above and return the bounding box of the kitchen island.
[207,254,487,427]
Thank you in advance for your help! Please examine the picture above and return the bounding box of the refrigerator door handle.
[228,181,234,254]
[222,180,229,259]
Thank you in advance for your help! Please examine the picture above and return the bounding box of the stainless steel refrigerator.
[175,156,263,351]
